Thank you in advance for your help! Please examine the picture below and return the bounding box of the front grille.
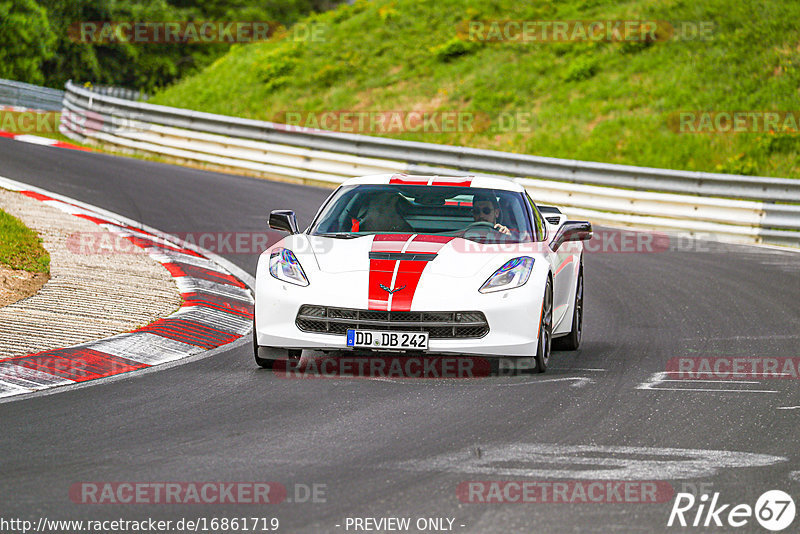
[296,306,489,339]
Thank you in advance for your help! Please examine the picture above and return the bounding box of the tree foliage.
[15,0,342,91]
[0,0,57,84]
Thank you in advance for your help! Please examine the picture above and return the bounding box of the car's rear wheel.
[553,266,583,351]
[534,278,553,373]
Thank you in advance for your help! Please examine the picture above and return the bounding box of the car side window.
[526,193,547,241]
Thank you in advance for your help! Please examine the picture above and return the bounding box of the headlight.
[479,257,534,293]
[269,248,309,286]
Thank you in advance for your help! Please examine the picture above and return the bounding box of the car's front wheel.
[253,319,273,369]
[253,319,302,368]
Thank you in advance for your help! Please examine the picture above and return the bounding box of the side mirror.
[550,221,592,252]
[268,210,299,234]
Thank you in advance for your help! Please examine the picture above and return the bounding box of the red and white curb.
[0,176,254,401]
[0,130,89,151]
[0,105,89,151]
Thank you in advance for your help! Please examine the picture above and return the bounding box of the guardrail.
[59,80,800,247]
[84,85,149,102]
[0,79,64,111]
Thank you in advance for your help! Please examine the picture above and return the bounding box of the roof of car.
[341,174,525,192]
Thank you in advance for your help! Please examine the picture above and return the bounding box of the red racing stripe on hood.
[367,234,414,311]
[367,234,455,312]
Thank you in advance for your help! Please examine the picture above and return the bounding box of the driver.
[471,192,511,235]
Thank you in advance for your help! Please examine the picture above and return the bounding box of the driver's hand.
[494,224,510,235]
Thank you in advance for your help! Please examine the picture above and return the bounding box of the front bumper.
[255,263,547,359]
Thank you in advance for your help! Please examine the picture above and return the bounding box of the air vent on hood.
[368,252,437,261]
[545,216,562,225]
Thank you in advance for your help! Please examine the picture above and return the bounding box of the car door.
[526,193,574,328]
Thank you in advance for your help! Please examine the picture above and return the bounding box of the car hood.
[304,234,536,279]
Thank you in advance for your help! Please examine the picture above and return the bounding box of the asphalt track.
[1,137,800,533]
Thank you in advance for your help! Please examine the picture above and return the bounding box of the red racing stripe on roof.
[388,175,473,187]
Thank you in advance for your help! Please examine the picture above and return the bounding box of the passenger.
[358,191,413,233]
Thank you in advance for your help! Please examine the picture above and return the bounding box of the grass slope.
[151,0,800,178]
[0,209,50,273]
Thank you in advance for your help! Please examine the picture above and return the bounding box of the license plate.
[346,330,429,350]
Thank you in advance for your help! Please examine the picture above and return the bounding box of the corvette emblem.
[379,284,406,294]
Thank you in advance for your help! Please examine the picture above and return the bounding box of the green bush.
[430,37,479,62]
[564,56,598,82]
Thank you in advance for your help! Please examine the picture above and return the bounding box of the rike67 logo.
[668,490,796,531]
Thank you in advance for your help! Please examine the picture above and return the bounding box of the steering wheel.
[462,221,502,238]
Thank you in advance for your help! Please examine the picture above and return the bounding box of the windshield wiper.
[315,232,361,239]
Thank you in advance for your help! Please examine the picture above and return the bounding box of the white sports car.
[254,174,591,373]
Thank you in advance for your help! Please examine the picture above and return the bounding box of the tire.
[253,319,303,368]
[553,266,583,351]
[534,278,553,373]
[253,318,274,369]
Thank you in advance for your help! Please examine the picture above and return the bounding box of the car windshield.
[309,184,534,243]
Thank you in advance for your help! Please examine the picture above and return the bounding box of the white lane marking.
[390,444,787,480]
[354,376,594,387]
[13,134,58,146]
[494,377,593,388]
[550,367,607,372]
[681,335,800,341]
[658,379,763,384]
[777,406,800,410]
[636,372,778,393]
